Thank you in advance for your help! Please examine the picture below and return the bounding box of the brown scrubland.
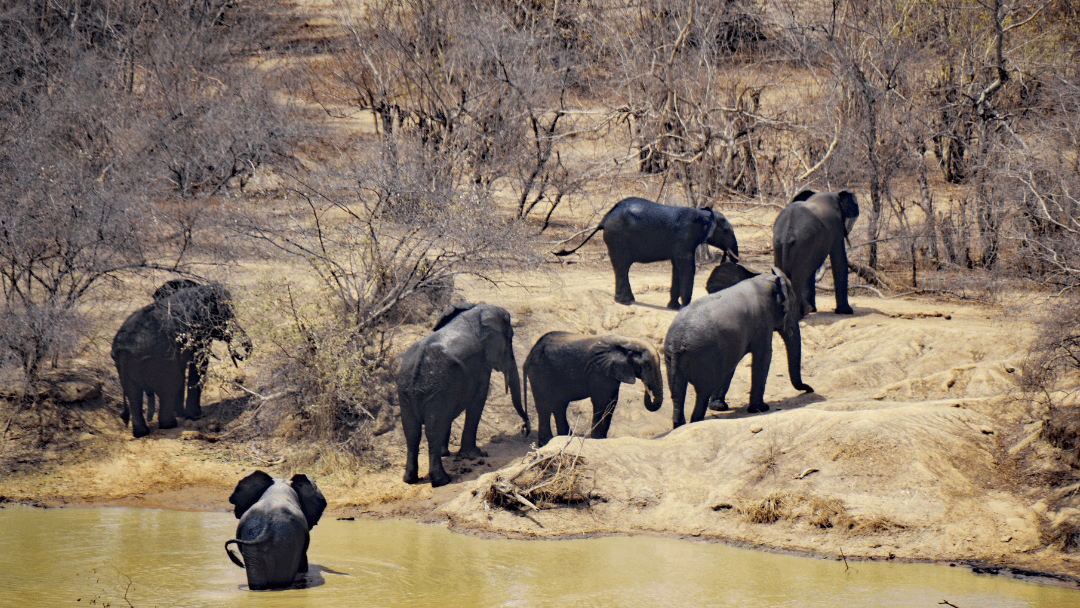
[3,0,1080,585]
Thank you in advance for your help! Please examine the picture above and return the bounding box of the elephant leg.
[706,360,738,414]
[146,391,156,423]
[804,274,817,314]
[747,339,774,413]
[690,389,713,424]
[457,381,490,459]
[667,260,682,309]
[670,257,695,309]
[553,402,571,438]
[610,253,635,305]
[125,384,150,438]
[535,397,557,447]
[830,241,854,314]
[401,404,423,484]
[589,388,620,439]
[183,353,208,420]
[669,367,689,428]
[425,415,454,488]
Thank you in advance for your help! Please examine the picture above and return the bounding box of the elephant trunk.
[642,365,664,413]
[781,322,813,394]
[504,356,529,436]
[228,324,253,365]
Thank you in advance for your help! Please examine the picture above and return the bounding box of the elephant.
[705,261,761,295]
[554,197,739,309]
[772,189,860,317]
[397,302,528,487]
[111,283,251,438]
[664,268,813,427]
[137,279,211,422]
[225,470,327,591]
[523,331,664,447]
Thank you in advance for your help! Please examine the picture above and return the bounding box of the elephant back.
[111,303,178,361]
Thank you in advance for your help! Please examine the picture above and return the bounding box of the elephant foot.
[159,418,178,430]
[747,403,770,414]
[183,406,203,420]
[456,447,488,460]
[615,296,635,306]
[707,398,729,412]
[429,470,453,488]
[835,305,854,315]
[132,426,151,439]
[403,471,420,484]
[666,301,682,310]
[794,383,814,393]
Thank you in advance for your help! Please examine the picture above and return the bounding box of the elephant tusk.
[726,249,739,263]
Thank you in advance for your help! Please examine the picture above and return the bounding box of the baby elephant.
[524,331,664,446]
[225,471,327,590]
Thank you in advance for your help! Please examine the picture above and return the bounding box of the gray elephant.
[554,197,739,309]
[397,302,528,487]
[111,283,251,438]
[225,470,327,591]
[136,279,216,423]
[773,189,859,317]
[665,268,813,426]
[523,332,664,447]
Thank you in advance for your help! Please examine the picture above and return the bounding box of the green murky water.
[1,505,1077,607]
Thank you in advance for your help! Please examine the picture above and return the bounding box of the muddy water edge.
[1,505,1078,607]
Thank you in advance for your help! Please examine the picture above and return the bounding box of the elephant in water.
[397,302,528,487]
[773,189,860,317]
[665,268,813,426]
[226,470,327,590]
[523,331,664,446]
[554,197,739,309]
[111,283,251,437]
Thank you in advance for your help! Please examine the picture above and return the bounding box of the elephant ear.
[433,302,475,331]
[792,189,816,203]
[290,474,327,530]
[229,470,274,519]
[706,262,760,294]
[837,191,860,235]
[589,338,637,385]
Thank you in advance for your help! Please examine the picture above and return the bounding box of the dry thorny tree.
[0,0,295,383]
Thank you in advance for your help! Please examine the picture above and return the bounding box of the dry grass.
[739,492,791,524]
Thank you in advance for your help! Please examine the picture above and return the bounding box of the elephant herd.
[103,190,859,590]
[397,189,860,487]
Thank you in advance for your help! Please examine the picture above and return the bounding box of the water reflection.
[0,505,1077,607]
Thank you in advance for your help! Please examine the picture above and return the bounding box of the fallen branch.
[848,262,895,291]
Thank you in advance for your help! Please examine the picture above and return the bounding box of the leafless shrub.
[484,446,591,511]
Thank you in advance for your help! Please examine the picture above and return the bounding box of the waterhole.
[1,506,1077,607]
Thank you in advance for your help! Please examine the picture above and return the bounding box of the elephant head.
[229,470,327,530]
[765,268,813,393]
[589,336,664,412]
[161,283,251,362]
[704,209,740,262]
[790,188,859,236]
[433,302,529,435]
[705,261,761,294]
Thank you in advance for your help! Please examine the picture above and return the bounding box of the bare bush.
[484,447,592,511]
[0,0,298,383]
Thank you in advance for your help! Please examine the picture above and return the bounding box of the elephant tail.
[225,531,271,568]
[552,224,603,257]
